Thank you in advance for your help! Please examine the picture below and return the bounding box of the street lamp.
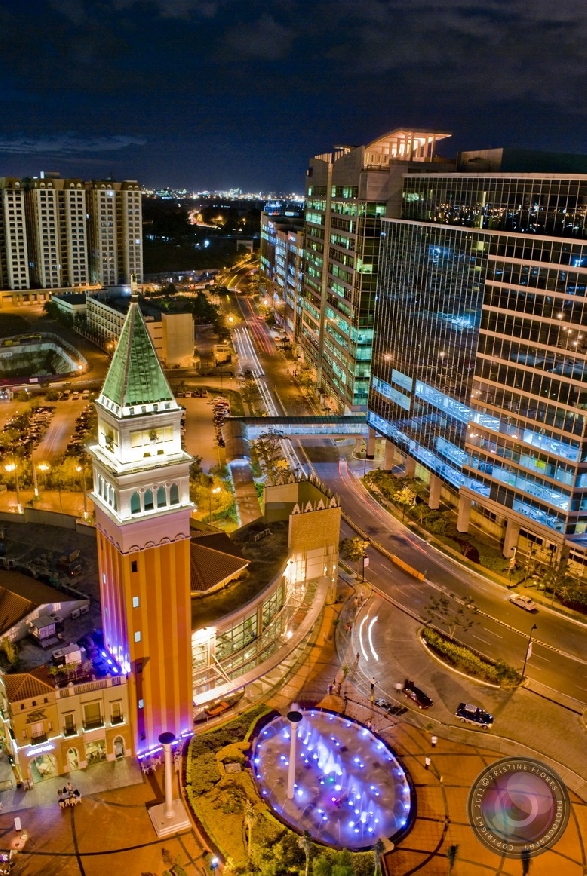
[76,464,89,520]
[31,451,39,499]
[286,704,303,800]
[521,623,538,680]
[4,462,22,514]
[209,485,221,524]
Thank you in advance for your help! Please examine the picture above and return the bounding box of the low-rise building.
[85,290,194,368]
[0,667,132,784]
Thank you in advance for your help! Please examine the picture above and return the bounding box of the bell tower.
[88,301,194,754]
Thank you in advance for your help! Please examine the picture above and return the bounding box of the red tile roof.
[4,667,55,702]
[189,543,248,594]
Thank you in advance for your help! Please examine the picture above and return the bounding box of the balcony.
[111,714,124,725]
[83,718,104,731]
[30,733,48,745]
[63,725,77,738]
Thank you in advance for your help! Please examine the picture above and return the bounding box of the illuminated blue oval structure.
[252,709,415,850]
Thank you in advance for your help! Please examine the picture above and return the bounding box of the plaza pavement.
[0,585,584,874]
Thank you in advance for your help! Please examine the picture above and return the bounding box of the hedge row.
[421,627,520,687]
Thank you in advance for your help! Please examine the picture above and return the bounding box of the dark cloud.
[222,14,296,60]
[1,0,587,189]
[0,134,146,155]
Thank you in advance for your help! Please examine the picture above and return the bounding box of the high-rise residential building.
[260,206,304,339]
[300,129,451,412]
[87,300,194,753]
[0,174,142,294]
[87,180,143,286]
[0,178,30,290]
[25,174,89,289]
[369,148,587,562]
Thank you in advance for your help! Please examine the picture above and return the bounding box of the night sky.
[1,0,587,192]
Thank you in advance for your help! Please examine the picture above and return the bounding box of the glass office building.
[370,163,587,551]
[301,129,451,412]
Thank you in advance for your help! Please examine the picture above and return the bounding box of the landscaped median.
[421,627,521,688]
[183,705,376,875]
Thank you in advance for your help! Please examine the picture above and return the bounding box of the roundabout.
[252,708,414,850]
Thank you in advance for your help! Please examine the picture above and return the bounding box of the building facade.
[301,129,451,411]
[369,152,587,559]
[85,290,194,367]
[25,175,89,289]
[0,174,142,294]
[0,669,132,785]
[260,208,304,339]
[87,301,194,755]
[0,178,30,291]
[87,180,143,286]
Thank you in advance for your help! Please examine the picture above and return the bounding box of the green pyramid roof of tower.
[101,302,175,408]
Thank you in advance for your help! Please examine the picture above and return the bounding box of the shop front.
[25,744,59,783]
[85,738,107,767]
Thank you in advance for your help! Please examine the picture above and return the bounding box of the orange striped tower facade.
[87,299,194,755]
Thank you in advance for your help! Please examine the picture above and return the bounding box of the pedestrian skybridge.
[224,415,368,458]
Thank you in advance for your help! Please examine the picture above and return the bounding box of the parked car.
[509,594,537,612]
[456,702,493,728]
[402,678,433,709]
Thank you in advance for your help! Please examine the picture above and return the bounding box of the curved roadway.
[229,290,587,709]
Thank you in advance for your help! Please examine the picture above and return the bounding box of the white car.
[509,594,537,612]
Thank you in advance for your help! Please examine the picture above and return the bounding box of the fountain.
[252,708,414,851]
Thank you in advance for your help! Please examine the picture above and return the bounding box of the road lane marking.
[532,654,551,662]
[367,615,379,662]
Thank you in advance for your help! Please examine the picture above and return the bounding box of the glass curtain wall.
[371,173,587,537]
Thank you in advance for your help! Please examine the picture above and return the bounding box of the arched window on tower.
[130,492,141,515]
[157,486,166,508]
[170,483,179,505]
[144,489,154,511]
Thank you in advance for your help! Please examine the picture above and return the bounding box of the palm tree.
[298,830,312,876]
[244,800,257,862]
[373,838,385,876]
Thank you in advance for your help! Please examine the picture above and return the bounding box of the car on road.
[402,678,433,709]
[456,703,493,728]
[375,698,408,717]
[509,594,538,612]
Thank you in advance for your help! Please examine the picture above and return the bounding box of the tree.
[394,485,417,521]
[253,432,292,485]
[373,839,385,876]
[425,594,475,640]
[298,830,313,876]
[244,799,257,862]
[1,637,17,666]
[340,537,369,578]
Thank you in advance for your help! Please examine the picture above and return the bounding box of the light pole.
[31,451,39,499]
[37,461,49,497]
[522,623,538,680]
[76,464,88,520]
[209,485,221,524]
[286,705,303,800]
[4,462,22,514]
